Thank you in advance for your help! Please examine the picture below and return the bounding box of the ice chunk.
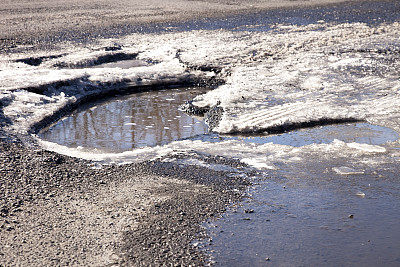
[346,143,386,153]
[332,166,364,175]
[356,191,366,197]
[241,158,277,170]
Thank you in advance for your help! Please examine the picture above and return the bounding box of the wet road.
[1,0,400,266]
[1,0,394,51]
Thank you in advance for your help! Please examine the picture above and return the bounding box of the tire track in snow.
[357,76,394,91]
[220,94,354,133]
[365,94,400,115]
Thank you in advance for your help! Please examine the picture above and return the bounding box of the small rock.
[244,209,254,214]
[105,45,122,51]
[180,101,209,115]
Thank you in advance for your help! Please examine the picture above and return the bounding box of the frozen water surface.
[194,123,399,147]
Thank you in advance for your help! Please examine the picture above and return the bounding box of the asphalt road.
[1,0,364,49]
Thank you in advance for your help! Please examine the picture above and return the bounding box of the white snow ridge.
[1,21,400,168]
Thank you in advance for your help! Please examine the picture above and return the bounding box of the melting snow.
[332,166,365,175]
[1,20,400,170]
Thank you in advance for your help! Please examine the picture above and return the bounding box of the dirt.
[0,134,250,266]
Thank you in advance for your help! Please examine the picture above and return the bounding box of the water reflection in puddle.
[38,87,210,152]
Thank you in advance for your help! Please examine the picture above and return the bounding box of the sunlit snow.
[1,21,400,171]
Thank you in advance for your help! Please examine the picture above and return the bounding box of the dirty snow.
[1,20,400,171]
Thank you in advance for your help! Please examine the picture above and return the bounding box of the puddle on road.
[39,84,399,152]
[38,87,210,153]
[193,122,399,147]
[204,165,400,267]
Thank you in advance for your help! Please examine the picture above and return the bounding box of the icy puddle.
[199,125,400,267]
[38,87,210,153]
[194,122,399,147]
[234,123,399,146]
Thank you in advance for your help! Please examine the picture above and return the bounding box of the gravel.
[0,134,250,266]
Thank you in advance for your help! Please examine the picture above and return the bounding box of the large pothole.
[38,87,211,153]
[38,84,399,153]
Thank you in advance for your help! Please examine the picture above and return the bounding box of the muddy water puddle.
[38,87,210,152]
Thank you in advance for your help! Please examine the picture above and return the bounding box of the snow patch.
[1,20,399,173]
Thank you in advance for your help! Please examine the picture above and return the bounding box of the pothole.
[37,81,399,154]
[38,84,399,154]
[38,87,211,153]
